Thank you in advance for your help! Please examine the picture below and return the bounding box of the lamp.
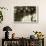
[3,26,12,39]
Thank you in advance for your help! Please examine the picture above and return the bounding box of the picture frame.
[14,6,38,23]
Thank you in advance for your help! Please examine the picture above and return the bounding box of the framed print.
[14,6,38,23]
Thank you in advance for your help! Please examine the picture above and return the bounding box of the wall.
[0,0,46,46]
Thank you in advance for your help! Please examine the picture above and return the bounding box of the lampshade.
[3,26,12,31]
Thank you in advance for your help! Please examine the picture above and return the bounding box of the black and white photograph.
[14,6,38,23]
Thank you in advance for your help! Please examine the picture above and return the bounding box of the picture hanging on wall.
[14,6,38,23]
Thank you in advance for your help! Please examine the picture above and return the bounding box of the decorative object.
[33,31,44,39]
[3,26,12,39]
[30,35,35,39]
[12,33,15,39]
[14,6,38,23]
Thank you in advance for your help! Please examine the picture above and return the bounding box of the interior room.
[0,0,46,46]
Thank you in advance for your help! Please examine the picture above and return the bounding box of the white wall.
[0,0,46,46]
